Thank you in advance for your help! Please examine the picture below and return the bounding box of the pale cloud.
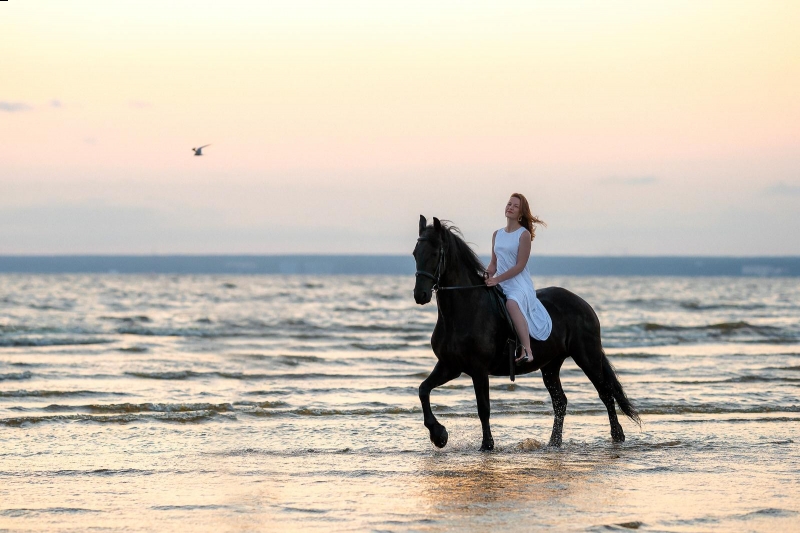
[764,182,800,196]
[598,176,658,186]
[50,99,63,108]
[0,101,32,112]
[129,100,152,109]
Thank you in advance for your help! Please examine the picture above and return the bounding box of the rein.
[415,238,489,292]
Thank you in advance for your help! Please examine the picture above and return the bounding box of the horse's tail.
[600,349,641,426]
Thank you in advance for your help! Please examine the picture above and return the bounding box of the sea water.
[0,275,798,531]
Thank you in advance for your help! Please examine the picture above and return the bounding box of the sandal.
[515,347,533,365]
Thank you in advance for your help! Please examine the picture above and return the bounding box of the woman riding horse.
[484,193,551,365]
[413,204,639,451]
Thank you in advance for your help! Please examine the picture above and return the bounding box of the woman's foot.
[515,347,533,365]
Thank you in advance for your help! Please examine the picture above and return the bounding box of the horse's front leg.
[419,362,461,448]
[472,373,494,451]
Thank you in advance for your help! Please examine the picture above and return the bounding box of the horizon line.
[2,253,800,258]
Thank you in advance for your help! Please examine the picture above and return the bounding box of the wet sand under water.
[2,415,797,532]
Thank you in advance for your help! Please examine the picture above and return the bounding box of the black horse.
[413,216,640,451]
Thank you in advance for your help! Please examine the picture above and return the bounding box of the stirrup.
[515,347,533,365]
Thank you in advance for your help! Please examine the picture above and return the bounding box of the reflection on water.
[420,452,585,508]
[0,275,798,531]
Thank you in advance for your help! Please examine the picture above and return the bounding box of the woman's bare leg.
[506,300,532,362]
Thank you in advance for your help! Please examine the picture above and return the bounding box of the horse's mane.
[436,221,487,278]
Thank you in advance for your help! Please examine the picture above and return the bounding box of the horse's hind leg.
[541,358,567,447]
[419,362,461,448]
[571,339,625,442]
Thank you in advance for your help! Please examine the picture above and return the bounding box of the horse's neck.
[435,276,495,327]
[441,264,482,287]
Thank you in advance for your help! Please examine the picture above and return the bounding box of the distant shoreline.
[1,255,799,277]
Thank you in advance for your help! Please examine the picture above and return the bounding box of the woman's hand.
[484,273,499,287]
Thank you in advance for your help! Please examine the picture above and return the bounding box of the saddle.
[491,286,522,382]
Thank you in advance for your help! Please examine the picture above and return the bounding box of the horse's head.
[413,215,444,305]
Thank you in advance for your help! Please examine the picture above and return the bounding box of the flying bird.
[192,144,211,156]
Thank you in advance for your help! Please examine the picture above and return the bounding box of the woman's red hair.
[511,193,546,241]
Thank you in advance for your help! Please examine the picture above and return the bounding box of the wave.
[151,504,233,511]
[398,334,430,341]
[0,371,32,381]
[271,355,326,366]
[273,318,327,331]
[638,321,779,334]
[244,385,419,396]
[664,376,800,384]
[7,399,798,423]
[116,326,236,338]
[0,337,113,347]
[0,411,225,427]
[602,321,800,346]
[737,508,798,520]
[0,325,80,335]
[607,352,663,359]
[124,370,371,381]
[48,468,155,477]
[347,323,432,333]
[333,306,372,313]
[43,402,236,414]
[679,301,766,311]
[623,298,770,312]
[125,370,218,380]
[100,315,152,323]
[234,354,351,368]
[360,356,423,367]
[0,508,100,517]
[350,342,414,351]
[367,292,403,301]
[0,389,128,398]
[637,404,800,415]
[232,400,288,408]
[0,320,438,341]
[284,406,420,417]
[115,323,335,339]
[28,302,75,311]
[716,417,800,424]
[249,402,800,418]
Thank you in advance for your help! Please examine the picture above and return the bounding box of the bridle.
[415,237,488,292]
[414,237,446,291]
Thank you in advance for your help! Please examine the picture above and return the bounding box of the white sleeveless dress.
[494,227,552,341]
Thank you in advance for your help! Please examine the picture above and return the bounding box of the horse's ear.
[419,215,427,236]
[433,217,442,233]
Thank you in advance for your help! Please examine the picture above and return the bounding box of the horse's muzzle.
[414,287,432,305]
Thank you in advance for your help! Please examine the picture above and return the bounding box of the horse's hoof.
[480,439,494,452]
[430,424,448,448]
[548,438,562,448]
[611,426,625,443]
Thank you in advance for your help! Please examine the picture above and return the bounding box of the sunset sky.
[1,1,798,255]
